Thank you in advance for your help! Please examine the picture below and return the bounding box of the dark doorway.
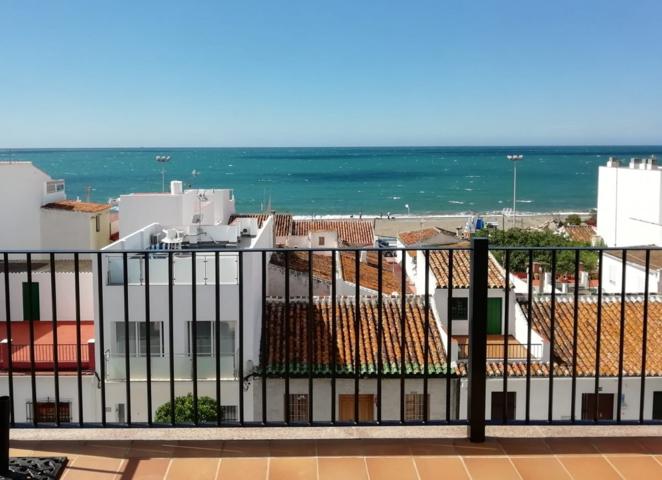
[581,393,614,420]
[491,391,516,421]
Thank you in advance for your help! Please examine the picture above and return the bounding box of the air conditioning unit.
[241,227,251,237]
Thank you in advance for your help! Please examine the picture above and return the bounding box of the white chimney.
[543,272,552,293]
[629,157,641,169]
[170,180,183,195]
[606,157,620,168]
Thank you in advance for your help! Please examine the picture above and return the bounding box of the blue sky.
[1,0,661,147]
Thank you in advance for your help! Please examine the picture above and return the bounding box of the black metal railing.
[0,240,661,442]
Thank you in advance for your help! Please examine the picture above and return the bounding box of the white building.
[118,181,236,237]
[96,182,273,423]
[601,250,662,294]
[597,156,662,247]
[0,161,112,252]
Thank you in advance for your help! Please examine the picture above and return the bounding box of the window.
[491,392,516,421]
[404,393,428,421]
[187,321,235,356]
[95,215,101,232]
[26,402,71,423]
[46,180,65,194]
[114,322,163,356]
[450,297,468,320]
[287,394,309,423]
[318,236,325,246]
[220,405,237,422]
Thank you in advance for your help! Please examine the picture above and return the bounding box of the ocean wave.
[517,199,534,203]
[448,200,464,204]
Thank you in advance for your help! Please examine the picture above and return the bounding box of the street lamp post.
[405,203,411,216]
[156,155,171,192]
[507,154,523,228]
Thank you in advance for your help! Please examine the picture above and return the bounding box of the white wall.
[459,376,662,422]
[597,163,662,247]
[601,254,661,294]
[0,375,99,424]
[256,378,454,423]
[40,209,111,251]
[0,162,64,250]
[0,270,94,322]
[119,188,236,236]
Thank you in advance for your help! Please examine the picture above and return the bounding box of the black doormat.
[0,457,68,480]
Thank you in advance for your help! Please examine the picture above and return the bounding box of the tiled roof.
[398,227,458,246]
[42,200,110,213]
[292,219,374,246]
[562,225,596,243]
[229,213,293,237]
[526,295,662,377]
[261,296,447,376]
[340,253,411,294]
[605,249,662,272]
[429,249,506,289]
[455,361,572,377]
[270,251,334,282]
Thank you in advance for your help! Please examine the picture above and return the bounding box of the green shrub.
[155,393,218,424]
[564,214,582,226]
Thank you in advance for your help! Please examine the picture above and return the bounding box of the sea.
[1,146,661,216]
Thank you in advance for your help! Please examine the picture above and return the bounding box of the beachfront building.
[0,161,113,251]
[460,295,662,422]
[597,156,662,247]
[256,295,456,422]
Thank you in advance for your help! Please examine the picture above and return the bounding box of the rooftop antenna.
[156,155,171,192]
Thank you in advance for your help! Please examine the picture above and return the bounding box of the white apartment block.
[597,156,662,247]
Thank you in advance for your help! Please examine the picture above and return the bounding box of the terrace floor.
[9,427,662,479]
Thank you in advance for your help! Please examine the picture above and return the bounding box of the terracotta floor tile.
[316,439,365,457]
[637,436,662,455]
[318,457,369,480]
[414,456,469,480]
[221,441,271,458]
[408,439,456,456]
[499,438,552,456]
[545,437,599,454]
[361,439,411,456]
[171,440,223,458]
[591,437,646,454]
[269,457,317,480]
[606,455,662,479]
[511,457,572,480]
[63,455,125,480]
[462,457,521,480]
[557,455,622,480]
[269,439,317,457]
[453,438,505,456]
[128,441,176,459]
[121,458,171,480]
[216,458,268,480]
[365,457,418,480]
[165,458,220,480]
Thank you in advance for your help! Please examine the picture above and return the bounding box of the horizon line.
[2,143,662,151]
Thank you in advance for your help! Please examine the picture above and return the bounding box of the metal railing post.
[468,238,488,442]
[0,396,9,475]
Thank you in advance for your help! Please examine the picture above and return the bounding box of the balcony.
[1,241,662,457]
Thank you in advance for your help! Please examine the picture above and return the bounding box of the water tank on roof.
[170,180,183,195]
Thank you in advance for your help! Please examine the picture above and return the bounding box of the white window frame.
[186,320,236,357]
[114,321,164,357]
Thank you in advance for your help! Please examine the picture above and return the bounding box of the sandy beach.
[371,212,592,238]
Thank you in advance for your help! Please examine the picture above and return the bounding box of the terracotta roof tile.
[270,251,334,282]
[261,296,447,376]
[229,213,293,237]
[429,249,506,289]
[526,295,662,377]
[292,219,374,246]
[562,225,596,243]
[41,200,110,213]
[340,253,411,294]
[398,227,458,246]
[605,249,662,272]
